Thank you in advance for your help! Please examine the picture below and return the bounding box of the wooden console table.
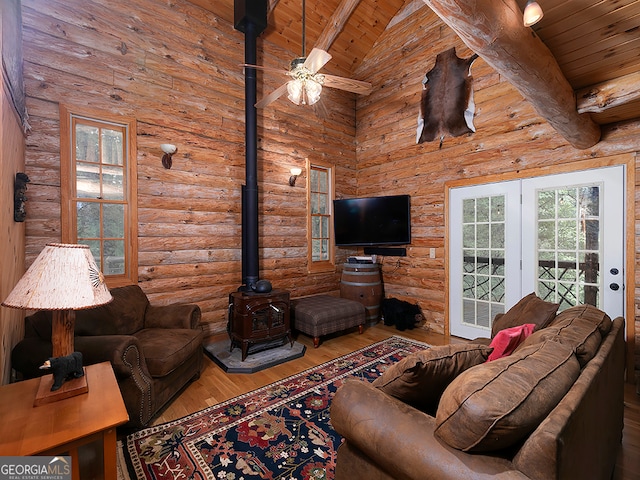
[228,289,292,360]
[0,361,129,480]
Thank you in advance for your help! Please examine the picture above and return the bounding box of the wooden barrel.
[340,263,383,323]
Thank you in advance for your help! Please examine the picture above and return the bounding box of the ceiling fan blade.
[304,48,332,74]
[322,74,372,95]
[241,64,291,76]
[255,83,289,108]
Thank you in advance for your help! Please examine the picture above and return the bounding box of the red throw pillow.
[487,324,536,361]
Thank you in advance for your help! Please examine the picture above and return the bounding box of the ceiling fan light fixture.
[287,79,303,105]
[305,78,323,105]
[523,0,544,27]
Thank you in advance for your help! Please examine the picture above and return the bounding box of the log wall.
[354,6,640,383]
[1,1,27,385]
[14,0,640,384]
[20,0,358,339]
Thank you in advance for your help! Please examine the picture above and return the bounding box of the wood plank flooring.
[153,323,640,479]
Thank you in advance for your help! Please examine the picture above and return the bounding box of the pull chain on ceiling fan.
[243,0,372,108]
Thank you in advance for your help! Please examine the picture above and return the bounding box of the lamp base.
[34,368,88,407]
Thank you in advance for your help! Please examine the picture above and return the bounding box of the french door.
[449,165,625,339]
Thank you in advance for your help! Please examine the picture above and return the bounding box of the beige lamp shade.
[2,243,112,311]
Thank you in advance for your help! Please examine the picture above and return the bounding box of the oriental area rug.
[117,335,430,480]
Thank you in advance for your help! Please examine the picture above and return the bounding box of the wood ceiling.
[194,0,640,133]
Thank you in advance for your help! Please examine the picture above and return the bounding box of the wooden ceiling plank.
[546,13,640,59]
[535,1,640,41]
[422,0,601,149]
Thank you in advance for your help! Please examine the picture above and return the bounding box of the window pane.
[317,193,327,214]
[321,217,329,237]
[321,240,329,260]
[76,162,100,199]
[77,202,100,238]
[317,170,327,192]
[102,165,124,200]
[75,125,99,163]
[104,240,125,274]
[103,203,124,238]
[101,129,124,166]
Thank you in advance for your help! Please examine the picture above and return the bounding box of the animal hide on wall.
[416,47,478,147]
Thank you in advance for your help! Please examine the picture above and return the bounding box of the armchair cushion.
[372,344,493,413]
[135,328,204,377]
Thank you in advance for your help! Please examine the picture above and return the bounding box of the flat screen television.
[333,194,411,247]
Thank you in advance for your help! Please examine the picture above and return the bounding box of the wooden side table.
[0,361,129,480]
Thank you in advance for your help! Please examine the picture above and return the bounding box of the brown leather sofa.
[331,303,625,480]
[11,284,204,428]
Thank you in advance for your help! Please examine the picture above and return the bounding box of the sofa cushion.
[75,285,148,335]
[135,328,204,377]
[372,344,493,413]
[517,316,602,367]
[487,323,535,361]
[491,292,559,338]
[550,304,612,336]
[435,340,580,452]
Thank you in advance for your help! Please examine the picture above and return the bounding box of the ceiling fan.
[243,0,372,108]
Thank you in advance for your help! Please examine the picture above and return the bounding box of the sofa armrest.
[331,380,529,480]
[144,303,202,329]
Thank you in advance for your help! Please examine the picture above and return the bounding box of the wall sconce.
[160,144,177,169]
[289,167,303,186]
[523,0,544,27]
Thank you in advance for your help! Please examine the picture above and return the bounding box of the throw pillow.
[491,292,559,338]
[435,340,580,452]
[372,344,493,414]
[487,323,536,361]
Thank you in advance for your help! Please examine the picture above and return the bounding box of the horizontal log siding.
[21,0,356,335]
[354,5,640,385]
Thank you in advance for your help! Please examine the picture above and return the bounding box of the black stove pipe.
[243,21,259,290]
[235,0,268,293]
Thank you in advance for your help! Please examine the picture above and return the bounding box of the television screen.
[333,195,411,246]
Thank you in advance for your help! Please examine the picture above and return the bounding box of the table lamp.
[2,243,112,405]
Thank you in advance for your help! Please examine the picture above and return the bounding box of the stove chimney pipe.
[235,0,269,293]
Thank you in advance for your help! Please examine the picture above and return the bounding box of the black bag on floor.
[381,297,422,331]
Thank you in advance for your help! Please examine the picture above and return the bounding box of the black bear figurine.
[46,352,85,391]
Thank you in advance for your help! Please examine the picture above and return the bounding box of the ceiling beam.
[577,72,640,115]
[422,0,601,149]
[314,0,362,51]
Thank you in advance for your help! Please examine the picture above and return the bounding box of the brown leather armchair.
[11,284,204,428]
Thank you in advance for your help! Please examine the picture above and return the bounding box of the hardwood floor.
[153,323,640,479]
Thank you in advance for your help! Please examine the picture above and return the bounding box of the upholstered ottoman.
[292,295,366,348]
